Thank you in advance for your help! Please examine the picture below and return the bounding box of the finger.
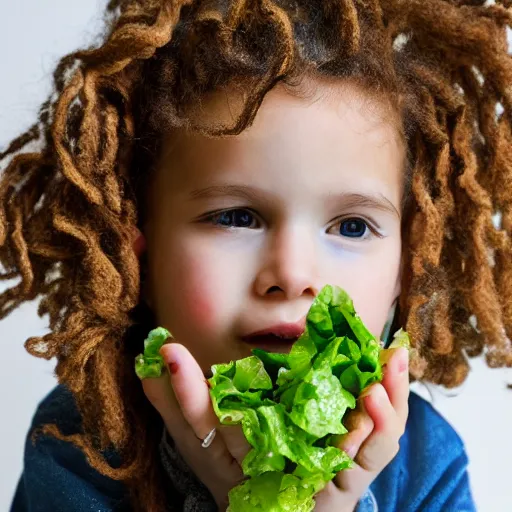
[142,371,184,430]
[314,480,361,510]
[336,405,374,459]
[332,401,374,492]
[220,425,251,466]
[159,343,243,478]
[143,345,244,508]
[160,343,218,442]
[354,384,401,471]
[359,383,397,434]
[141,364,222,457]
[381,347,410,426]
[142,360,211,447]
[162,344,251,465]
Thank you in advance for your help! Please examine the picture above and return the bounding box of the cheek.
[352,293,394,338]
[148,226,250,344]
[355,268,400,335]
[170,255,219,331]
[181,261,218,329]
[148,230,247,371]
[329,247,400,337]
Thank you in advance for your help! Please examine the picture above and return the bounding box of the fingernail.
[359,386,373,400]
[168,361,179,375]
[160,345,180,375]
[397,348,409,374]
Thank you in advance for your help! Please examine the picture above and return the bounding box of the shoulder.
[405,389,466,451]
[27,384,124,476]
[30,384,82,434]
[12,386,129,512]
[368,390,475,512]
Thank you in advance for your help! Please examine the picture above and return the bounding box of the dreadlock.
[1,0,511,510]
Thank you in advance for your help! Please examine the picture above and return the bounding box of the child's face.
[145,82,404,374]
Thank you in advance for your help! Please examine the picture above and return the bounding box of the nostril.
[267,286,283,294]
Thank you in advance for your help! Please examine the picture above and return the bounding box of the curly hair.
[1,0,511,510]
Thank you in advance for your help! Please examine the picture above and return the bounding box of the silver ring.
[201,428,217,448]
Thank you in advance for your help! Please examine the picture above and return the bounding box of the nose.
[253,225,319,300]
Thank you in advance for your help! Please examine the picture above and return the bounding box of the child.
[2,0,511,510]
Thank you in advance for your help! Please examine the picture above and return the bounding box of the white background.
[1,1,511,510]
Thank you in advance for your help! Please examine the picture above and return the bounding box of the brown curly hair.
[1,0,511,510]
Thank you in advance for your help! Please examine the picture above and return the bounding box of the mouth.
[241,322,305,352]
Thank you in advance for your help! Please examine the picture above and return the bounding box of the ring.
[201,428,216,448]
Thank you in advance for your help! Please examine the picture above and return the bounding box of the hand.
[142,342,250,510]
[143,343,408,511]
[314,347,410,512]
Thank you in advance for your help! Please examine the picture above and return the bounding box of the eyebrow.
[189,184,269,203]
[327,192,401,218]
[189,184,400,218]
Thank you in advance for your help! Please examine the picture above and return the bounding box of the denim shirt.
[11,385,476,512]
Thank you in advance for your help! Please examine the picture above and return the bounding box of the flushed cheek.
[181,280,217,331]
[166,255,223,334]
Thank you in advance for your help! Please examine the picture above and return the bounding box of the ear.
[132,226,147,259]
[132,226,154,308]
[393,251,403,300]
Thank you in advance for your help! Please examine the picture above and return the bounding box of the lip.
[241,320,306,352]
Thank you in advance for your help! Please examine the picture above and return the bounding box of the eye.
[206,208,259,229]
[328,217,378,239]
[339,218,368,238]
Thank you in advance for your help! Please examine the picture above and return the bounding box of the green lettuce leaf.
[233,356,273,392]
[379,328,414,367]
[227,471,319,512]
[251,349,290,382]
[288,362,355,438]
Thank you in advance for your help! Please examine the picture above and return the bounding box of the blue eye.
[338,218,369,238]
[209,209,257,228]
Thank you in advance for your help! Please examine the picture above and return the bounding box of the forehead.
[155,81,405,201]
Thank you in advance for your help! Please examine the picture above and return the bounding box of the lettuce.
[208,285,410,512]
[135,327,171,379]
